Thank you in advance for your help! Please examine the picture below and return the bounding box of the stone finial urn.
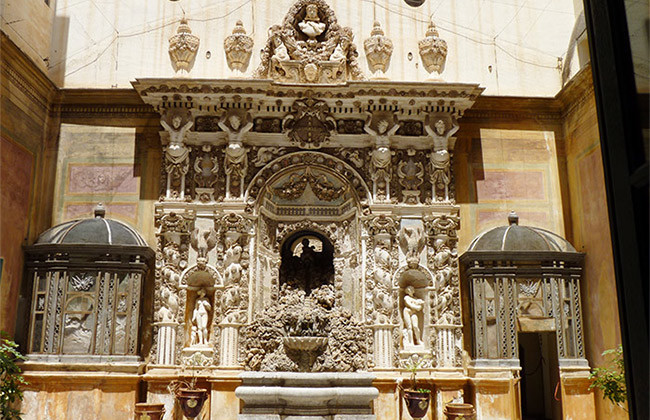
[224,20,254,74]
[169,18,200,76]
[418,21,448,77]
[363,21,394,78]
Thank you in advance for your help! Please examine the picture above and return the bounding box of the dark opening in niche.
[279,231,334,295]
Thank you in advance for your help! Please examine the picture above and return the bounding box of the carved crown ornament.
[418,21,448,78]
[224,20,254,74]
[255,0,365,84]
[363,21,394,78]
[168,18,200,76]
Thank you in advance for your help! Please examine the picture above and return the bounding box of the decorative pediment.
[255,0,364,84]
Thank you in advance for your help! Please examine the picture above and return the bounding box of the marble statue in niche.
[280,233,334,295]
[425,114,459,202]
[220,111,252,199]
[161,112,193,200]
[402,286,424,347]
[191,289,212,346]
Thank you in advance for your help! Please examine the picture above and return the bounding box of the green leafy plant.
[403,354,431,393]
[589,345,627,410]
[1,332,28,420]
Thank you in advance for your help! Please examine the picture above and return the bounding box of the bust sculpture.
[298,4,326,38]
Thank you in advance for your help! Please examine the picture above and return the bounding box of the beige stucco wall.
[43,0,584,96]
[0,0,54,72]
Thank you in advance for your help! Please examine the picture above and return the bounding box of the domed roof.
[467,211,576,252]
[35,204,148,247]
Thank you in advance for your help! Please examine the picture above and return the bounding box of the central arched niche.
[280,230,334,295]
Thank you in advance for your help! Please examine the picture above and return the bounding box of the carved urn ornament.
[224,20,254,74]
[169,18,200,76]
[418,21,448,78]
[363,21,393,78]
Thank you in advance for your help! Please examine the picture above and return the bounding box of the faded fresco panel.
[0,136,34,331]
[474,169,546,202]
[67,164,138,194]
[54,124,140,228]
[458,129,564,252]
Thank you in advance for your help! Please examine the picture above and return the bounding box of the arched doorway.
[279,230,335,295]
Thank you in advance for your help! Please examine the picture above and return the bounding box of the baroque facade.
[0,0,630,419]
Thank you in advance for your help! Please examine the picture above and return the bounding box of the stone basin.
[236,372,378,420]
[283,336,328,351]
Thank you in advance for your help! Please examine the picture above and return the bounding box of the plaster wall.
[53,123,160,246]
[0,34,56,335]
[44,0,583,96]
[0,0,54,73]
[563,74,627,420]
[455,128,566,253]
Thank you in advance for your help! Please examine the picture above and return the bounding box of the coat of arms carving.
[283,97,336,149]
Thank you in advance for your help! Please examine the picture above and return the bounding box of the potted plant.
[401,355,431,419]
[589,345,627,411]
[1,332,28,420]
[168,353,211,419]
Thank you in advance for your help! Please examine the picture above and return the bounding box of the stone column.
[372,325,394,369]
[156,321,178,365]
[435,325,456,367]
[220,323,240,367]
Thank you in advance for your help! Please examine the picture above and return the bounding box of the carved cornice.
[556,64,595,119]
[0,32,57,113]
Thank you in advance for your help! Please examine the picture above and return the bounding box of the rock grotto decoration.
[255,0,365,83]
[241,284,369,372]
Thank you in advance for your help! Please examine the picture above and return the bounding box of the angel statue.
[190,226,218,268]
[398,225,426,269]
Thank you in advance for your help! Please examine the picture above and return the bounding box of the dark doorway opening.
[519,332,561,420]
[279,231,334,295]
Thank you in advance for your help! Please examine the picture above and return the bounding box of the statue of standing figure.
[220,111,253,199]
[365,113,399,201]
[191,289,211,346]
[161,113,193,200]
[402,285,424,347]
[425,114,459,202]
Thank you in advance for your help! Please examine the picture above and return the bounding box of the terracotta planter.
[176,388,208,419]
[444,402,476,420]
[404,389,431,419]
[134,403,165,420]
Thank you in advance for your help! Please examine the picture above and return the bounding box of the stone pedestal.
[235,372,379,420]
[156,322,178,365]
